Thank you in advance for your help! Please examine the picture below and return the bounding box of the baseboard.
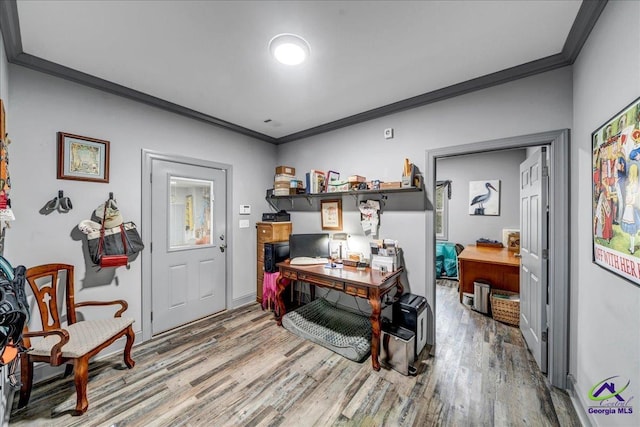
[567,373,592,427]
[233,293,257,309]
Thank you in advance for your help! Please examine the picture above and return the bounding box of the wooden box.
[275,165,295,175]
[380,181,402,189]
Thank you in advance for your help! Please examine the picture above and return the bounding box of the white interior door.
[519,148,548,372]
[151,159,226,334]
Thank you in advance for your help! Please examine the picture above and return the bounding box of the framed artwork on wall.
[57,132,110,183]
[321,199,342,230]
[592,96,640,286]
[468,180,500,215]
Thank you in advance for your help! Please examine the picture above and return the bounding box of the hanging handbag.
[97,206,128,268]
[86,222,144,265]
[87,202,144,267]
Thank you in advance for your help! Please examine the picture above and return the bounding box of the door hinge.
[151,311,153,322]
[542,249,548,259]
[150,242,152,253]
[542,330,548,342]
[542,166,549,177]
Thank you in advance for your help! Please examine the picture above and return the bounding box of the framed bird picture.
[469,180,500,215]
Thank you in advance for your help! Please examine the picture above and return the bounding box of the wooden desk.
[275,261,404,371]
[457,245,520,303]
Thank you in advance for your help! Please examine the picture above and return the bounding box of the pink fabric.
[262,272,279,310]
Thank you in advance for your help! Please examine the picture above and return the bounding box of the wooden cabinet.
[256,222,292,303]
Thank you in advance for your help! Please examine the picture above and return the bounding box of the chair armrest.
[75,300,129,318]
[23,329,70,366]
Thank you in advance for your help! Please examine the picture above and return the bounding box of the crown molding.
[0,0,606,145]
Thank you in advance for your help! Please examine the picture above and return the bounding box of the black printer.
[262,210,291,222]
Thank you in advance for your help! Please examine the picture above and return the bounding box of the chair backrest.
[24,264,77,332]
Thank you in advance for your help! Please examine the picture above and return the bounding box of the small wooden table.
[275,260,404,371]
[457,245,520,303]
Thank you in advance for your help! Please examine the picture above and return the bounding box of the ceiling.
[1,1,605,144]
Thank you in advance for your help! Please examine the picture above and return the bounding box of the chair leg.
[72,357,89,415]
[18,354,33,409]
[123,325,135,369]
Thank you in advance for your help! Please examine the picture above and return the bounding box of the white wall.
[436,149,525,246]
[572,1,640,426]
[7,66,277,339]
[278,67,572,301]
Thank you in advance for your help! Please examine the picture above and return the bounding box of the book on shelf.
[305,169,326,193]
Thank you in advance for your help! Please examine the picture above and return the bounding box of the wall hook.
[45,190,73,212]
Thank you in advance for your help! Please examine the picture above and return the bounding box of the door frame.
[425,129,569,388]
[141,149,233,342]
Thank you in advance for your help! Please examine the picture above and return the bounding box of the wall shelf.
[266,186,425,212]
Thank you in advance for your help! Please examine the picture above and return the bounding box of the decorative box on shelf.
[275,165,295,175]
[327,181,349,192]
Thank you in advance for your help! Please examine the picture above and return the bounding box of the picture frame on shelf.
[321,199,342,230]
[57,132,110,183]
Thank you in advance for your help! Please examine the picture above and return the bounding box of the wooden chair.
[18,263,135,415]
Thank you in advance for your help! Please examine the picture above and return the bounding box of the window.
[169,176,213,249]
[435,181,450,241]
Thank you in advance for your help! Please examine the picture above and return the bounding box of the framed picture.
[592,96,640,286]
[435,180,450,240]
[469,179,500,215]
[57,132,110,183]
[321,199,342,230]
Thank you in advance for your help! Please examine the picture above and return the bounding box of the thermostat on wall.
[240,205,251,215]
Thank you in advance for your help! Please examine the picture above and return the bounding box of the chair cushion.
[28,317,134,358]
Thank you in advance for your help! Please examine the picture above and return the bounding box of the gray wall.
[278,67,572,301]
[0,30,7,102]
[7,66,277,339]
[0,25,10,427]
[2,3,638,425]
[436,149,525,246]
[572,1,640,426]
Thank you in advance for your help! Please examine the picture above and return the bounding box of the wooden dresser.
[256,221,292,303]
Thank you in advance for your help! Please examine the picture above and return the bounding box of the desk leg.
[275,274,290,326]
[395,276,404,300]
[369,296,382,371]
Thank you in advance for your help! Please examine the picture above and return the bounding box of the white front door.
[519,148,548,372]
[151,159,227,334]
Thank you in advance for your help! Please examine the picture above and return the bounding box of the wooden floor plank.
[9,281,580,426]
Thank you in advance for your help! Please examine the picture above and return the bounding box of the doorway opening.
[425,129,569,388]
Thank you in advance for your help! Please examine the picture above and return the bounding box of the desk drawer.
[282,270,298,280]
[298,273,344,291]
[345,285,368,298]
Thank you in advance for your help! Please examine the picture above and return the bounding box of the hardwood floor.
[9,281,580,426]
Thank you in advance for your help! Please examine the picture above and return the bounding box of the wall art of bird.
[470,182,497,215]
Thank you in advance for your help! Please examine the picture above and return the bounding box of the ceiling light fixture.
[269,33,310,66]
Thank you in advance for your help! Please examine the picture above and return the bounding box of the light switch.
[239,219,250,228]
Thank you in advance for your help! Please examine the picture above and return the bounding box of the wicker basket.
[490,290,520,326]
